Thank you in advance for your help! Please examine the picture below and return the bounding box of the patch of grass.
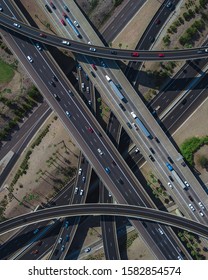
[0,59,15,83]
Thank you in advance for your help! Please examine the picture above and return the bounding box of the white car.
[62,40,70,45]
[184,181,190,187]
[35,43,42,51]
[65,111,71,117]
[198,202,205,210]
[80,189,84,196]
[158,228,164,235]
[0,6,3,12]
[168,182,173,188]
[108,192,112,197]
[188,203,195,212]
[199,211,204,217]
[97,148,103,156]
[74,187,78,194]
[130,112,137,119]
[205,48,208,52]
[177,255,183,260]
[88,41,91,44]
[84,247,91,253]
[89,47,96,52]
[74,20,79,27]
[13,22,21,28]
[58,237,62,243]
[135,148,140,153]
[27,56,33,63]
[78,168,82,175]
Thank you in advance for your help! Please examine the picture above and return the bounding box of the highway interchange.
[0,0,208,260]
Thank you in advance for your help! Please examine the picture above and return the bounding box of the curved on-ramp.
[0,203,208,238]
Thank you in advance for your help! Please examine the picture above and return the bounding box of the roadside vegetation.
[180,136,208,165]
[0,59,15,83]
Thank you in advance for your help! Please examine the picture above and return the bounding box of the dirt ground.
[112,0,165,50]
[1,113,79,220]
[173,96,208,187]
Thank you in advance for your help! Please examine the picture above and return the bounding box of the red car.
[131,52,139,57]
[32,250,39,255]
[60,19,66,26]
[88,127,93,133]
[50,2,56,9]
[40,33,46,38]
[63,12,67,17]
[158,53,165,57]
[92,64,97,70]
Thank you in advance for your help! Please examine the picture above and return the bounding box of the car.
[88,100,92,105]
[74,20,79,27]
[62,40,70,45]
[131,52,139,57]
[37,240,43,246]
[89,47,96,52]
[197,50,203,54]
[118,178,124,184]
[154,137,160,143]
[50,2,56,9]
[158,228,164,235]
[13,22,21,28]
[78,168,82,175]
[149,155,155,162]
[111,50,117,55]
[181,99,187,105]
[45,4,52,13]
[130,111,137,119]
[80,189,84,196]
[167,156,173,163]
[60,19,66,26]
[105,167,111,174]
[132,123,138,130]
[205,48,208,52]
[86,86,90,93]
[88,41,92,44]
[81,82,85,90]
[135,147,140,153]
[65,234,70,241]
[64,221,69,228]
[62,12,67,17]
[58,237,63,243]
[53,94,60,101]
[82,176,86,183]
[199,211,204,217]
[65,111,71,117]
[184,181,190,187]
[181,161,186,167]
[32,249,39,254]
[61,245,65,251]
[49,81,56,87]
[100,60,107,67]
[92,64,97,70]
[166,1,172,8]
[188,203,195,212]
[155,19,161,25]
[97,148,103,156]
[85,74,89,81]
[74,187,78,194]
[158,53,165,57]
[63,5,69,12]
[149,147,155,154]
[112,160,117,166]
[87,127,93,133]
[0,6,3,12]
[108,192,112,197]
[198,202,205,210]
[168,176,174,182]
[126,122,132,129]
[90,70,96,77]
[149,36,155,43]
[84,247,91,253]
[40,33,47,38]
[35,43,42,51]
[33,228,39,234]
[119,103,126,111]
[77,64,82,70]
[177,255,183,260]
[27,56,33,63]
[168,182,173,188]
[53,75,58,82]
[188,195,194,202]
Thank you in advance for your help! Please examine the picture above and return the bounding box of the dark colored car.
[45,4,52,13]
[119,103,126,111]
